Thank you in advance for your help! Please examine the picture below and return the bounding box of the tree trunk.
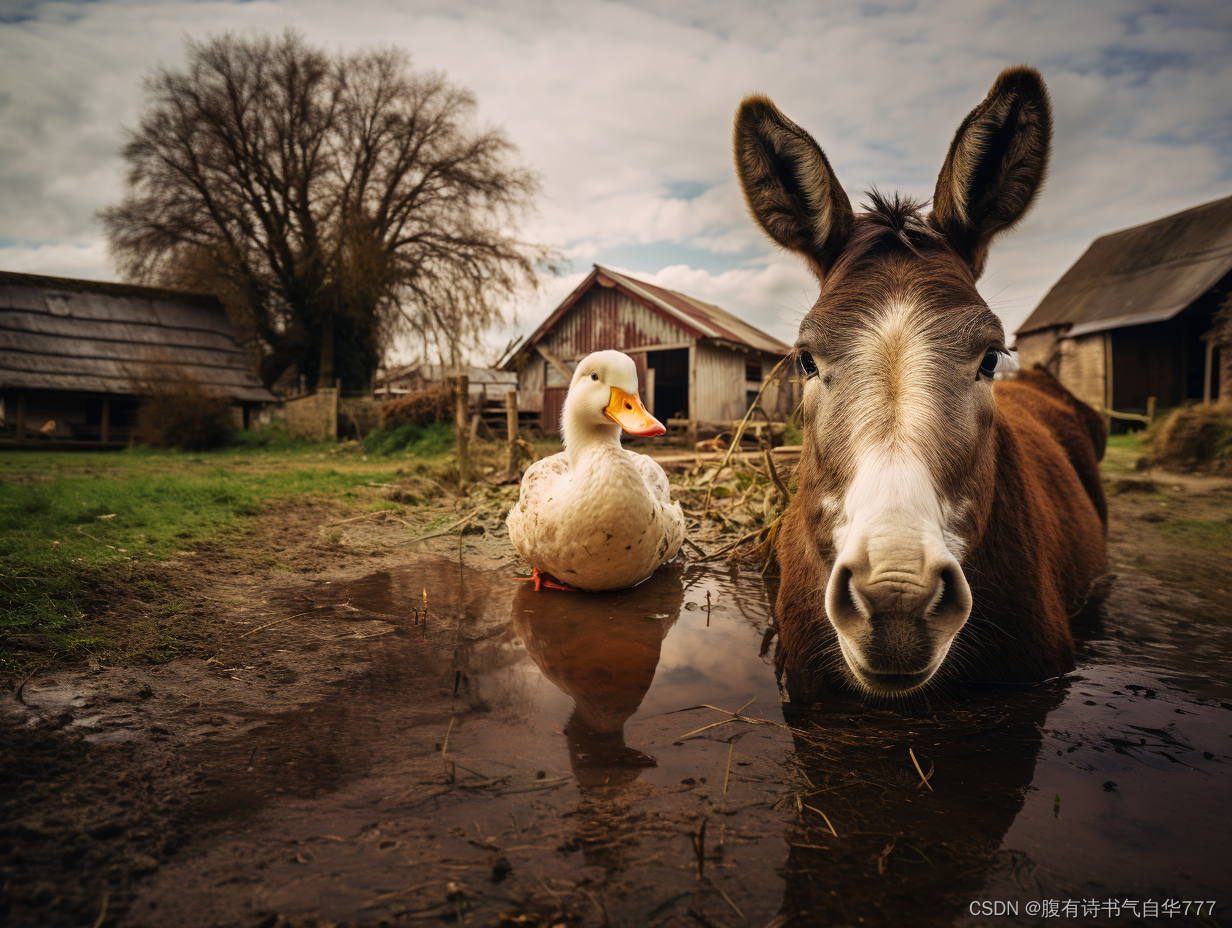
[317,308,335,390]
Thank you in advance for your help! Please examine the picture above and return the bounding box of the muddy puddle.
[9,560,1232,927]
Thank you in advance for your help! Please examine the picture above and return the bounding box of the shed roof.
[0,270,275,402]
[1016,194,1232,339]
[517,265,792,361]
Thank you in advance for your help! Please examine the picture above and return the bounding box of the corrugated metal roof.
[1016,194,1232,338]
[0,271,275,402]
[513,265,791,364]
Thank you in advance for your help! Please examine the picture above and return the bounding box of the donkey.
[733,67,1107,699]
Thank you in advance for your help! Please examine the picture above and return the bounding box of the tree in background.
[101,30,552,392]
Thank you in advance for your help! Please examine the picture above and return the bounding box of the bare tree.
[101,30,553,391]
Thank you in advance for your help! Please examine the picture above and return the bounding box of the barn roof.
[518,265,792,359]
[1016,194,1232,339]
[0,270,275,402]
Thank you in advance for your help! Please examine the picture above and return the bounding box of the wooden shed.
[503,265,794,440]
[1015,195,1232,422]
[0,271,275,448]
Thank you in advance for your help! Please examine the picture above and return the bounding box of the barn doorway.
[645,348,689,422]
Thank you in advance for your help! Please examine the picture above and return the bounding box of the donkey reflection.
[511,566,684,789]
[776,680,1067,926]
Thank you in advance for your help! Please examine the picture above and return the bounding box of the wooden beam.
[505,391,519,472]
[100,398,110,443]
[534,342,574,382]
[1204,338,1215,404]
[455,375,470,486]
[687,343,698,447]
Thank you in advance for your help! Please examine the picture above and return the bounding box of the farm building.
[0,270,274,448]
[1015,195,1232,421]
[503,265,795,439]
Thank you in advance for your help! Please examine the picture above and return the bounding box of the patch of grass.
[0,442,422,670]
[1101,432,1146,476]
[364,421,457,457]
[1159,519,1232,552]
[365,500,405,514]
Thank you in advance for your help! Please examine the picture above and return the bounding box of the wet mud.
[5,552,1232,926]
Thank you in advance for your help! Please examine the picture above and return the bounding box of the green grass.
[1101,431,1146,475]
[1159,519,1232,552]
[0,440,450,669]
[363,421,457,457]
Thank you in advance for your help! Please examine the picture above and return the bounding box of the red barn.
[502,265,795,440]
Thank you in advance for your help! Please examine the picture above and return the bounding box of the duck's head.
[562,350,665,451]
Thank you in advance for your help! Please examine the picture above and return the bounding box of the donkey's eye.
[978,350,1000,379]
[590,372,599,381]
[799,350,819,379]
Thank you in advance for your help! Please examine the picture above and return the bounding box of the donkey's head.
[735,67,1051,694]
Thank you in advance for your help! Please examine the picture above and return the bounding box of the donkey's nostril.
[936,566,960,612]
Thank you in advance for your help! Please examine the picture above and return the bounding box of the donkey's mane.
[851,189,944,258]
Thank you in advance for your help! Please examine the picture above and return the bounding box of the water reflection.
[511,566,684,789]
[776,682,1068,926]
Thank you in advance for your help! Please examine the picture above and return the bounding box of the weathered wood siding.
[695,342,746,421]
[541,286,689,358]
[516,355,544,413]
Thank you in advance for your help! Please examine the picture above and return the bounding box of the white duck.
[507,350,685,591]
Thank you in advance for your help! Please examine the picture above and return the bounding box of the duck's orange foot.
[534,568,578,591]
[506,569,578,591]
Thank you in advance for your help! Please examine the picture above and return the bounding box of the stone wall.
[284,388,338,442]
[1016,328,1107,411]
[1055,333,1107,411]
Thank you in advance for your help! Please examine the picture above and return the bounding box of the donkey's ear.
[734,95,853,278]
[930,66,1052,277]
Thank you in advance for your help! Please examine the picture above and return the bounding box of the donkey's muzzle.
[825,541,972,693]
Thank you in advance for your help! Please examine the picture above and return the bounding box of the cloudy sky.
[2,0,1231,361]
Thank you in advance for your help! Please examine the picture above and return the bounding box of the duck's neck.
[563,411,624,471]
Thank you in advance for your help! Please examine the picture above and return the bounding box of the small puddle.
[123,561,1232,927]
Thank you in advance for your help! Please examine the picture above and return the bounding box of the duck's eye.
[590,372,599,381]
[978,350,1000,379]
[799,350,819,379]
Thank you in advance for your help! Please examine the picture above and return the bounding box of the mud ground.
[3,461,1232,928]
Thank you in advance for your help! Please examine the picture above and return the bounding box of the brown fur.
[734,67,1106,698]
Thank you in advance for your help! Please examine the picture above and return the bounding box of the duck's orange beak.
[604,387,665,437]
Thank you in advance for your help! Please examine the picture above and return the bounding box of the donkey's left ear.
[930,66,1052,277]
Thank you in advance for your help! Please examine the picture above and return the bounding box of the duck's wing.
[517,451,570,505]
[630,452,673,507]
[631,451,685,561]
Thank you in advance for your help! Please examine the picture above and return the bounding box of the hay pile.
[380,386,455,427]
[1142,403,1232,474]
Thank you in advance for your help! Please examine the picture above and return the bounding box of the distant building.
[502,265,795,439]
[0,271,274,447]
[1015,195,1232,419]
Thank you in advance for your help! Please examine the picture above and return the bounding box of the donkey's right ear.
[733,95,853,278]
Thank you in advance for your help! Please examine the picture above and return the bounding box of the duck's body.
[507,350,684,591]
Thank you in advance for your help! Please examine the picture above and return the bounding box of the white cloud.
[0,241,111,280]
[2,0,1231,360]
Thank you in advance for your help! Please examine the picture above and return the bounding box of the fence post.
[455,374,470,485]
[1146,396,1156,424]
[505,391,519,472]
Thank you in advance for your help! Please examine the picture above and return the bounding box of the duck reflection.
[512,565,685,790]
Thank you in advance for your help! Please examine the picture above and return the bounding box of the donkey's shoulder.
[994,365,1107,524]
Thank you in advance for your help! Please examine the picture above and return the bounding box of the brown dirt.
[1103,469,1232,622]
